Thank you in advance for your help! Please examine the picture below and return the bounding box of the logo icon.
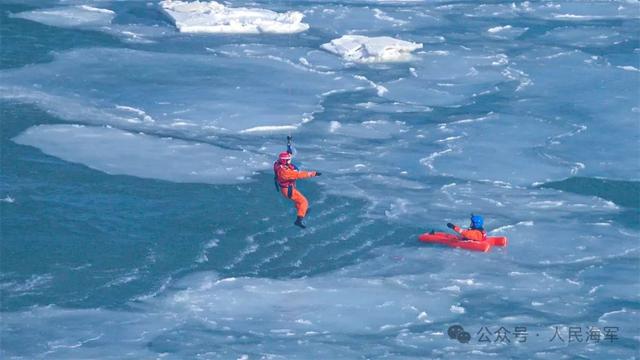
[448,325,471,343]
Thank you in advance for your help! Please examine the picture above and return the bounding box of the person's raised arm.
[286,135,294,155]
[447,223,463,234]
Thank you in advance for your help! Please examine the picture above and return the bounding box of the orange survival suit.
[273,152,318,220]
[447,215,487,241]
[450,225,487,242]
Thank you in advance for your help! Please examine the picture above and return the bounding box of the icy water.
[1,0,639,359]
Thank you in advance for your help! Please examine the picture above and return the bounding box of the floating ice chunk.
[618,65,639,72]
[1,196,15,203]
[12,5,115,28]
[488,25,512,33]
[13,5,168,43]
[0,47,360,134]
[553,14,607,20]
[321,35,423,63]
[329,121,341,133]
[160,0,309,34]
[417,312,429,321]
[239,125,298,134]
[486,25,528,39]
[450,305,465,314]
[13,125,271,184]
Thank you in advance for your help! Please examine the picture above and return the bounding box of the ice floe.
[160,0,309,34]
[13,125,271,184]
[321,35,423,63]
[12,5,115,28]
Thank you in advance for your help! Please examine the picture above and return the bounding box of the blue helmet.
[470,214,484,229]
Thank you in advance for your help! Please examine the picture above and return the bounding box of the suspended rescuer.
[273,136,321,228]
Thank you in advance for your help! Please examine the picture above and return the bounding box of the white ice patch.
[239,125,298,134]
[0,264,464,358]
[617,65,639,72]
[12,5,115,28]
[321,35,423,63]
[420,113,598,185]
[542,27,625,48]
[160,0,309,34]
[302,4,425,38]
[486,25,528,39]
[0,47,361,134]
[12,5,169,43]
[13,125,270,184]
[516,47,639,179]
[488,25,512,33]
[323,120,409,139]
[328,121,341,133]
[552,14,611,20]
[417,311,429,322]
[460,1,639,21]
[380,47,516,108]
[2,234,638,358]
[156,270,463,335]
[1,196,15,203]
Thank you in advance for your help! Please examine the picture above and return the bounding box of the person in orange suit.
[447,214,487,241]
[274,142,321,228]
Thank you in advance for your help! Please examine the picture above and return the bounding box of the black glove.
[315,172,322,176]
[446,223,455,229]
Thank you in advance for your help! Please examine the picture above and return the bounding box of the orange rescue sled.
[418,232,508,252]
